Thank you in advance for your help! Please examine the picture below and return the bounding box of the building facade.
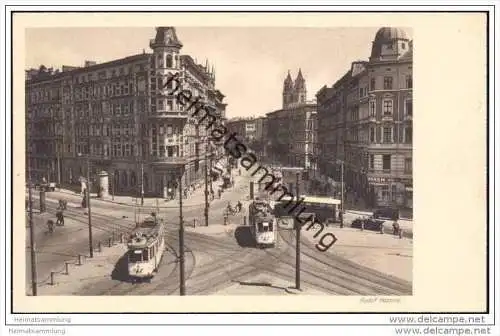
[265,69,318,171]
[26,26,227,199]
[225,116,265,157]
[316,27,413,209]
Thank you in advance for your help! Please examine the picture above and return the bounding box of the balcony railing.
[150,156,188,164]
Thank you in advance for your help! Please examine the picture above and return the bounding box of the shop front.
[367,176,408,208]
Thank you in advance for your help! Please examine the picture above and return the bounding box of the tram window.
[142,249,149,261]
[150,247,155,258]
[258,222,272,232]
[129,250,143,263]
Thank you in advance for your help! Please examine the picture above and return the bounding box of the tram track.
[81,229,247,296]
[278,229,412,295]
[187,229,294,295]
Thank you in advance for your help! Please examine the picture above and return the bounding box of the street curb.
[53,181,249,209]
[346,209,413,221]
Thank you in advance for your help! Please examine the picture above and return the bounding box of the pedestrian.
[218,188,222,199]
[47,219,54,234]
[56,210,65,226]
[81,190,87,208]
[392,220,400,236]
[237,200,242,213]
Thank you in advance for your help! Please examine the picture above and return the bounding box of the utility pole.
[85,99,94,258]
[340,160,344,228]
[141,162,144,206]
[86,156,94,258]
[295,171,301,290]
[27,157,37,296]
[204,135,209,226]
[178,174,186,296]
[111,171,114,201]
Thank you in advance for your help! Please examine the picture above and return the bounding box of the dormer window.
[402,43,406,50]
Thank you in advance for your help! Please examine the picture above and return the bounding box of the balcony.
[367,168,413,178]
[149,110,189,119]
[366,143,412,150]
[150,156,188,165]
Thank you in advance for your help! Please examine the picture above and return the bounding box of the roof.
[374,27,410,43]
[150,27,183,49]
[127,218,165,249]
[26,53,150,84]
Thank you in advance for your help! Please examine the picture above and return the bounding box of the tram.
[248,198,277,248]
[126,214,166,282]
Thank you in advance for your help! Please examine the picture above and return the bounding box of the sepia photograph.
[23,25,414,297]
[8,10,491,322]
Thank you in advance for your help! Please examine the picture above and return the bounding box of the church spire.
[294,68,305,89]
[284,70,293,90]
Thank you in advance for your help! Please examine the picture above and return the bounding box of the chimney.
[84,60,97,67]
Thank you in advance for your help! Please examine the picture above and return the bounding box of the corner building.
[316,27,413,209]
[25,27,227,198]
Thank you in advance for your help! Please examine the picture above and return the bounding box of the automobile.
[351,217,385,231]
[373,207,400,220]
[33,182,57,192]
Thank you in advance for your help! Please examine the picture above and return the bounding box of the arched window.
[114,171,120,190]
[122,171,128,187]
[166,54,173,68]
[131,172,137,186]
[143,173,149,191]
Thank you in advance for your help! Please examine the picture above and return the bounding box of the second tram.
[248,198,277,248]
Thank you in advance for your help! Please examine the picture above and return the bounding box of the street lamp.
[27,152,38,296]
[78,152,94,258]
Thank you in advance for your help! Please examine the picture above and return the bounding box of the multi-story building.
[26,26,227,199]
[265,69,318,171]
[225,116,264,142]
[316,27,413,209]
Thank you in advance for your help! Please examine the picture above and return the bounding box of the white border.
[1,2,498,334]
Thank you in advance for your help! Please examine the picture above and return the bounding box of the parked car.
[33,182,57,192]
[351,217,385,231]
[373,207,400,220]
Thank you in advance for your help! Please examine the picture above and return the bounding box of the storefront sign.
[367,177,388,184]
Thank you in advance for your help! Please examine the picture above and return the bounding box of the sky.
[25,27,412,119]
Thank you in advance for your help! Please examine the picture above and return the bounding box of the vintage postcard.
[9,11,488,315]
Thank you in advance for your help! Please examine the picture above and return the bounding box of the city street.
[26,165,413,296]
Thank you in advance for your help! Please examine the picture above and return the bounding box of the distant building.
[316,27,413,209]
[265,69,318,171]
[25,27,227,199]
[225,116,265,156]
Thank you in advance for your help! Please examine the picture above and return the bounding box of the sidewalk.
[51,169,250,209]
[300,226,413,283]
[214,271,327,295]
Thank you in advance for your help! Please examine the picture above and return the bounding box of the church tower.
[294,68,307,104]
[282,70,294,108]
